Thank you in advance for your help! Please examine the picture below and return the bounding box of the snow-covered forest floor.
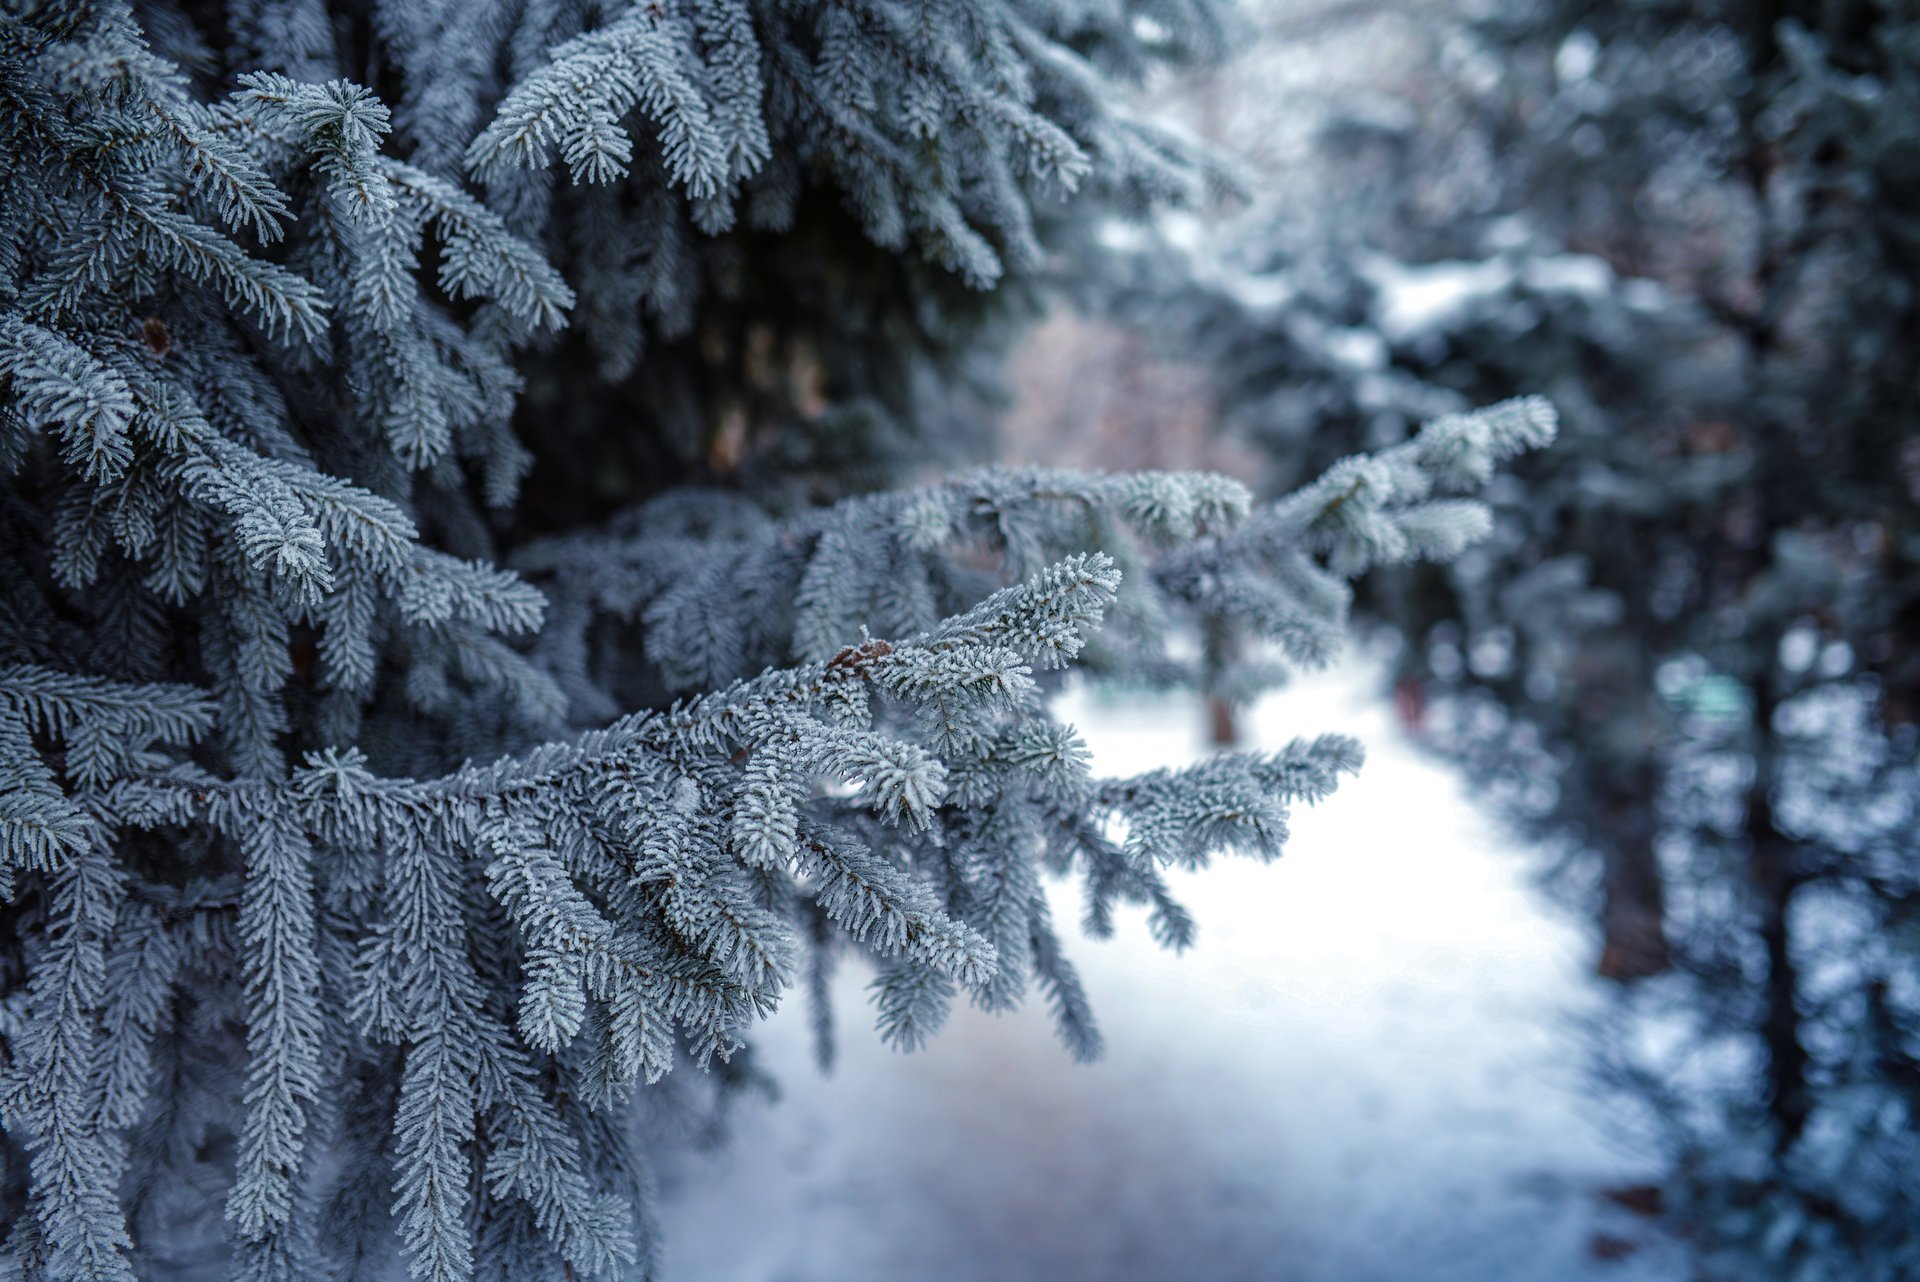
[658,655,1694,1281]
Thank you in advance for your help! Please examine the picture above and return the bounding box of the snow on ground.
[657,656,1691,1281]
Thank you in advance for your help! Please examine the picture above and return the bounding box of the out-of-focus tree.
[1145,0,1920,1273]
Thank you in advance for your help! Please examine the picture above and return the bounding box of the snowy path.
[657,661,1689,1281]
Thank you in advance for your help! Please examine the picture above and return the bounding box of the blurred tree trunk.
[1748,676,1810,1149]
[1580,616,1673,984]
[1206,695,1240,746]
[1596,767,1672,982]
[1203,616,1243,747]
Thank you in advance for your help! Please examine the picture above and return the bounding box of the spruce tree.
[1164,0,1920,1273]
[0,2,1551,1278]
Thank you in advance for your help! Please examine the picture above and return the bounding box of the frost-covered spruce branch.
[1154,396,1559,697]
[519,398,1556,718]
[463,0,1233,288]
[8,555,1360,1282]
[0,50,578,784]
[514,466,1252,713]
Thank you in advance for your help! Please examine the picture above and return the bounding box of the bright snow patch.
[1522,253,1614,297]
[1364,256,1516,342]
[1364,251,1624,343]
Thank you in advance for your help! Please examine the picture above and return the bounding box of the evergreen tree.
[1164,0,1920,1273]
[0,2,1550,1278]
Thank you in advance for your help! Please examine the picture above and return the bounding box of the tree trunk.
[1748,681,1809,1150]
[1596,782,1672,983]
[1206,694,1240,747]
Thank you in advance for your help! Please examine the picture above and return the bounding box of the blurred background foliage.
[1005,0,1920,1275]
